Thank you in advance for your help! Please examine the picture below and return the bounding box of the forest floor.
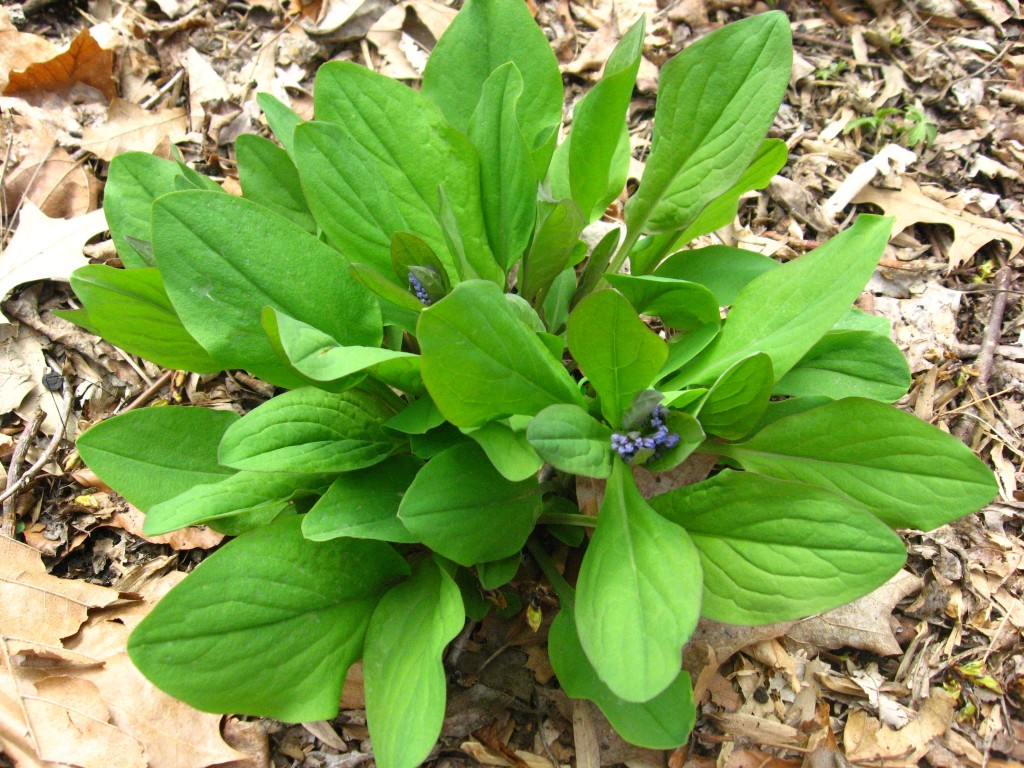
[0,0,1022,766]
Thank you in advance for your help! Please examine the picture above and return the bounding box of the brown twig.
[0,384,74,521]
[955,266,1013,443]
[0,409,45,539]
[117,369,174,414]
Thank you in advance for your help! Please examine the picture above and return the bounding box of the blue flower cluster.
[408,272,432,305]
[610,405,681,463]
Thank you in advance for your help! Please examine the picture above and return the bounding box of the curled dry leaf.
[853,178,1024,270]
[4,144,102,219]
[366,1,457,79]
[79,98,188,161]
[0,202,107,323]
[1,535,248,768]
[843,688,956,766]
[3,28,116,104]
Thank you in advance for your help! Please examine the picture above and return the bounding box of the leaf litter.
[0,0,1022,766]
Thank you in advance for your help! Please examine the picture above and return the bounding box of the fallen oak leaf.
[0,9,58,93]
[3,27,116,104]
[0,202,107,323]
[843,688,956,766]
[853,178,1024,270]
[79,98,188,161]
[4,144,103,219]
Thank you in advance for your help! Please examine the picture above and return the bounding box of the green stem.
[525,539,575,607]
[537,512,597,528]
[604,227,642,279]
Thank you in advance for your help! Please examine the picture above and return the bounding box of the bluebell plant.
[61,1,996,764]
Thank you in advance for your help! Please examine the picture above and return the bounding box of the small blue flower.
[408,272,432,305]
[610,404,680,464]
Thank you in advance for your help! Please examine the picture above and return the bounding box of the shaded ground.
[0,0,1022,766]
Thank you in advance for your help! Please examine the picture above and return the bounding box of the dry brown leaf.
[853,178,1024,270]
[366,1,456,79]
[3,28,116,104]
[0,202,107,323]
[5,144,102,219]
[843,688,956,766]
[107,504,225,551]
[79,98,188,161]
[0,323,45,418]
[0,10,58,94]
[1,537,248,768]
[184,48,230,132]
[787,570,923,656]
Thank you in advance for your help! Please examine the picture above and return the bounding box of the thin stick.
[117,369,174,414]
[0,409,45,538]
[0,385,74,511]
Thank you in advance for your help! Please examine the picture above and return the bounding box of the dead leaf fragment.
[853,178,1024,270]
[0,10,58,93]
[79,98,188,161]
[5,144,102,219]
[3,28,116,103]
[843,688,956,766]
[787,570,923,655]
[0,202,107,323]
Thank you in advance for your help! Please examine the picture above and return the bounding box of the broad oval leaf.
[549,599,695,748]
[422,0,562,157]
[773,329,911,402]
[144,470,330,536]
[128,516,409,722]
[364,557,464,768]
[77,407,237,511]
[256,92,302,156]
[218,388,401,473]
[679,215,893,385]
[398,442,543,566]
[624,12,792,235]
[716,397,999,531]
[465,419,543,482]
[104,152,183,267]
[649,470,907,624]
[575,463,702,702]
[696,353,773,440]
[152,191,382,388]
[653,245,779,307]
[63,265,219,373]
[527,404,613,479]
[604,274,720,332]
[567,290,667,425]
[236,134,316,232]
[418,280,584,428]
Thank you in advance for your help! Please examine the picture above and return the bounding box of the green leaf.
[398,442,542,567]
[144,470,329,535]
[567,290,667,425]
[549,599,694,749]
[468,63,537,271]
[572,227,619,309]
[151,191,382,388]
[364,557,464,768]
[696,353,773,440]
[422,0,562,161]
[129,516,408,721]
[631,139,788,274]
[604,274,720,332]
[418,280,584,428]
[390,233,450,296]
[477,553,521,590]
[271,309,418,388]
[752,395,832,431]
[465,419,543,482]
[236,134,316,232]
[834,308,891,335]
[715,397,999,531]
[303,456,421,543]
[653,245,779,306]
[566,18,644,222]
[543,267,577,334]
[308,63,497,282]
[575,463,702,702]
[385,396,445,435]
[649,471,907,624]
[62,266,219,373]
[773,330,911,402]
[680,215,893,385]
[624,12,791,236]
[256,92,302,156]
[104,152,184,267]
[77,406,236,511]
[526,404,613,479]
[520,200,585,305]
[218,388,400,473]
[658,324,721,382]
